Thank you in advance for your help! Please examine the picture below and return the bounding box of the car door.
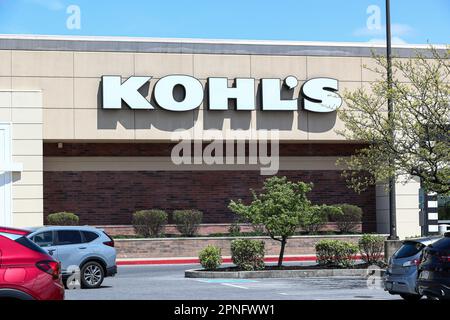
[54,230,87,272]
[30,231,59,259]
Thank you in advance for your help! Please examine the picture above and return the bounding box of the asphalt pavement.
[65,264,399,300]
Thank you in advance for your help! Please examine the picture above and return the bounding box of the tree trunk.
[278,237,287,268]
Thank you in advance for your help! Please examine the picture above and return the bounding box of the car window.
[56,230,82,245]
[15,236,47,254]
[32,231,53,247]
[82,231,99,243]
[393,241,424,258]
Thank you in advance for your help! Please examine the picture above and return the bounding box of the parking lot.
[65,264,399,300]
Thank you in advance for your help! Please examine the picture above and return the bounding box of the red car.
[0,227,64,300]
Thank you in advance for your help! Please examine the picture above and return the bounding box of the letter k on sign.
[102,76,153,109]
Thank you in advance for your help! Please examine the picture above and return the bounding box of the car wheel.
[400,294,422,302]
[81,261,104,289]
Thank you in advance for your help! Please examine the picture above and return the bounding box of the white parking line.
[221,283,249,290]
[195,279,256,289]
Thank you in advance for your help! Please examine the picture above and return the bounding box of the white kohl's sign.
[101,75,342,113]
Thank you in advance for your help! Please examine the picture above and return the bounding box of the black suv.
[417,232,450,300]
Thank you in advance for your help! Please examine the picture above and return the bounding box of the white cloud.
[352,23,414,44]
[391,24,414,37]
[353,26,384,37]
[367,37,408,45]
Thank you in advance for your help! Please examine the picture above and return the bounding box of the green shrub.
[358,234,385,265]
[231,239,265,271]
[132,210,168,237]
[47,212,79,226]
[199,245,222,270]
[315,239,358,268]
[173,210,203,236]
[330,204,363,233]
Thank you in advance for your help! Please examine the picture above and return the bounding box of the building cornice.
[0,34,446,57]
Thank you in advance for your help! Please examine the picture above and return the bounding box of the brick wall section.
[114,235,371,259]
[99,222,362,236]
[44,170,376,231]
[44,142,368,157]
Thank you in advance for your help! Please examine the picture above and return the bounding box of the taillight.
[36,260,60,279]
[103,240,114,247]
[102,231,114,247]
[402,259,421,267]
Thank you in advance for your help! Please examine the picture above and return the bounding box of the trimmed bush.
[231,239,265,271]
[358,234,385,265]
[301,205,340,234]
[315,239,358,268]
[47,212,79,226]
[132,210,168,237]
[199,245,222,270]
[330,204,363,233]
[173,210,203,236]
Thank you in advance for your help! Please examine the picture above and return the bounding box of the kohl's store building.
[0,35,445,239]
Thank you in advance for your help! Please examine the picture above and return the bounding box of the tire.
[62,278,68,289]
[400,294,422,302]
[80,261,104,289]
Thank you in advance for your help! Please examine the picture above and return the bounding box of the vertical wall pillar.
[0,90,43,227]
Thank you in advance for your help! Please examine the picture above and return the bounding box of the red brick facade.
[43,142,376,231]
[43,170,376,232]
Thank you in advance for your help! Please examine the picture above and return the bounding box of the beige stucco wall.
[0,90,43,227]
[376,177,422,239]
[0,49,371,142]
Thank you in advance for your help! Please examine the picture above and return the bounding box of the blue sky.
[0,0,448,44]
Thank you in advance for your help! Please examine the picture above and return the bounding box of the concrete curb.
[185,268,386,279]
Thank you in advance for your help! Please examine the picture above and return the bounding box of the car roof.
[0,226,31,236]
[28,225,103,233]
[403,236,442,245]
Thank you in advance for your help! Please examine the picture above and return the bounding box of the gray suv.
[27,226,117,289]
[384,237,440,301]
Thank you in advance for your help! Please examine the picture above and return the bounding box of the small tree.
[337,47,450,195]
[229,176,335,267]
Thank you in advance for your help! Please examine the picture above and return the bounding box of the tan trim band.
[43,156,347,171]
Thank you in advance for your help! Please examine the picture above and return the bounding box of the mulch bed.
[214,263,385,272]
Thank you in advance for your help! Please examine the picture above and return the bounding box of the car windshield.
[394,241,424,259]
